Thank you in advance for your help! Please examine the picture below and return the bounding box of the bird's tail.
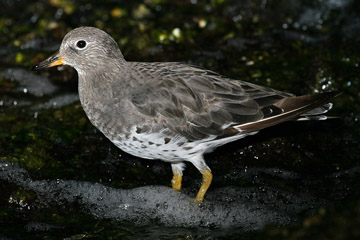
[234,91,341,134]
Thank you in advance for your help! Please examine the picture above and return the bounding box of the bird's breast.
[78,76,146,141]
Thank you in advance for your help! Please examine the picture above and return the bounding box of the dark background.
[0,0,359,239]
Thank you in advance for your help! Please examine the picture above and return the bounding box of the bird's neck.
[77,59,131,111]
[76,61,142,138]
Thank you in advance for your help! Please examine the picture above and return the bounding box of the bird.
[32,27,339,203]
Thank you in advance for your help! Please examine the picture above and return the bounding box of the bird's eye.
[76,40,86,49]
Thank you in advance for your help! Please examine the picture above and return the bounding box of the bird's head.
[32,27,124,74]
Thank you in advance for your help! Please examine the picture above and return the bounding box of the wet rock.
[32,93,79,110]
[2,161,359,230]
[0,68,58,97]
[20,38,61,52]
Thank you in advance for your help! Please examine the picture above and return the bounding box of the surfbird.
[32,27,339,202]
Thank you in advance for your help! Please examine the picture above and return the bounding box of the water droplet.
[198,19,207,28]
[246,60,254,66]
[158,33,167,42]
[55,8,64,19]
[30,14,38,23]
[233,15,242,22]
[172,28,181,38]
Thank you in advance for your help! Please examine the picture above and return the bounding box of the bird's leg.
[191,156,213,203]
[194,169,213,203]
[171,162,185,191]
[171,172,182,191]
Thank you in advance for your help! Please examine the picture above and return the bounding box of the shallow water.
[0,0,360,239]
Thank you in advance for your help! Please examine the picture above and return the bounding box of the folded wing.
[129,62,338,141]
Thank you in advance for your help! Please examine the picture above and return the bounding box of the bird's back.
[127,62,297,141]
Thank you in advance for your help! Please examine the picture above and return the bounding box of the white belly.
[107,126,258,162]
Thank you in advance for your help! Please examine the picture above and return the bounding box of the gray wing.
[129,62,293,141]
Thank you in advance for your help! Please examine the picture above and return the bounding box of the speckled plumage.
[32,27,338,202]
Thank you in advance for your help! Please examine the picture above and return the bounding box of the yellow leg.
[171,172,182,191]
[194,170,213,203]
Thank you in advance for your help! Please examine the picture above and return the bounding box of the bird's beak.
[31,51,66,71]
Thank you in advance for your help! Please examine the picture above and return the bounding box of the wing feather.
[128,62,328,141]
